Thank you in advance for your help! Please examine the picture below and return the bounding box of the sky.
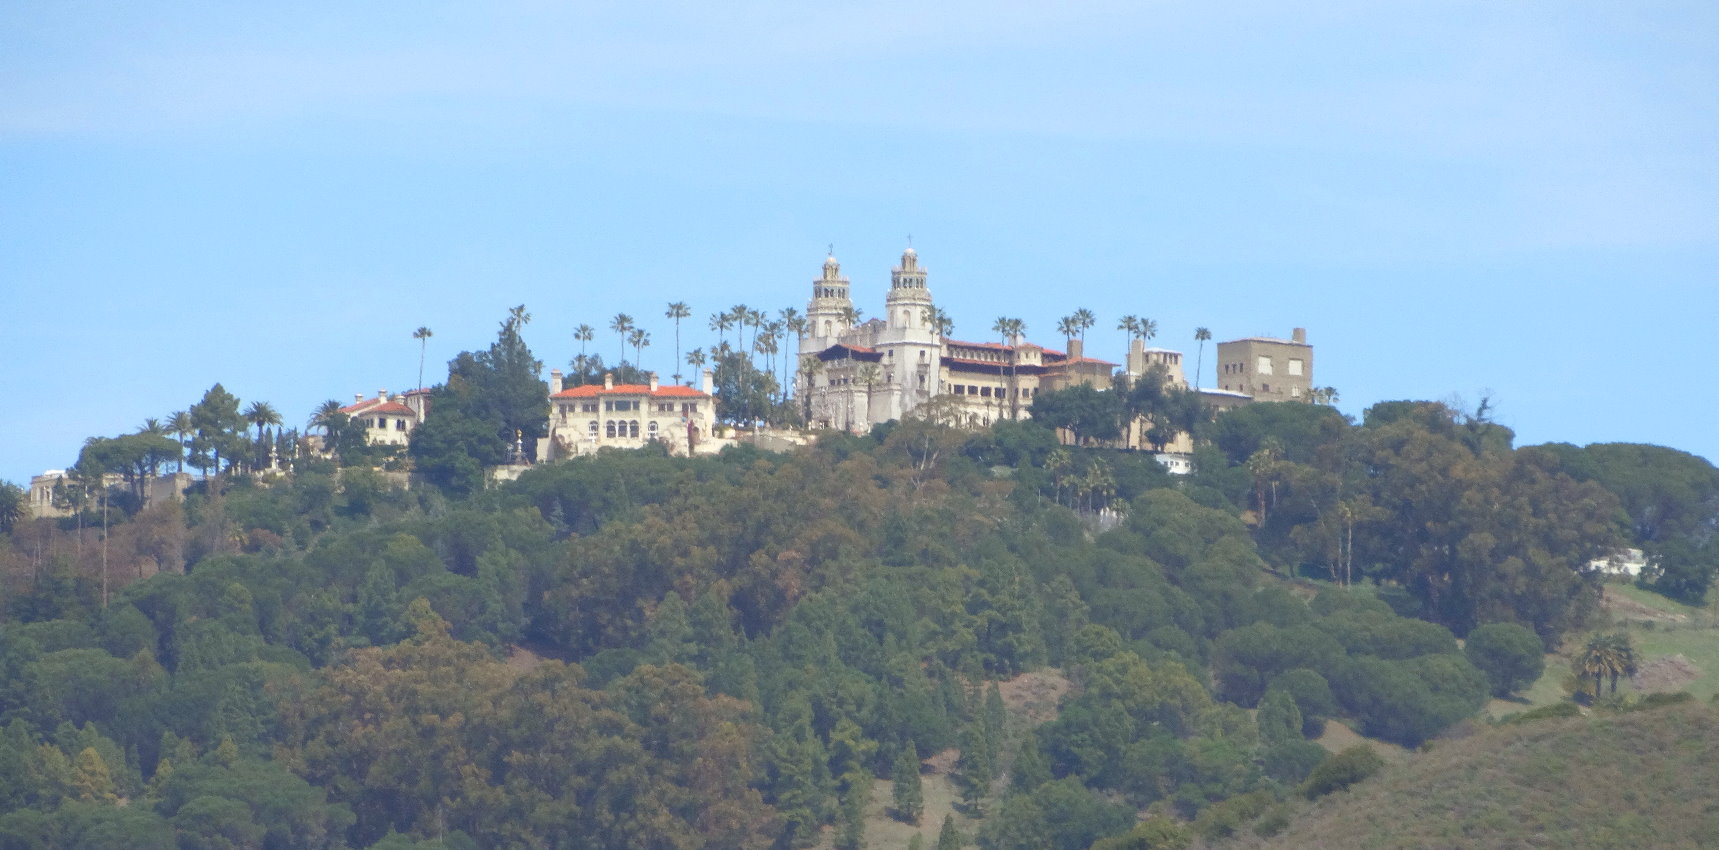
[2,1,1716,484]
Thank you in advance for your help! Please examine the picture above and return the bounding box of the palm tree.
[1117,315,1140,344]
[311,400,344,439]
[1576,633,1638,697]
[756,325,782,400]
[412,326,434,390]
[992,316,1026,419]
[610,313,635,364]
[1057,315,1080,342]
[745,307,766,365]
[1193,327,1211,390]
[709,312,732,352]
[686,347,707,376]
[167,410,194,473]
[507,305,532,331]
[839,305,863,327]
[798,355,824,422]
[665,302,691,383]
[1073,308,1096,343]
[574,323,595,360]
[922,306,954,337]
[244,401,282,471]
[1137,317,1158,347]
[629,328,651,370]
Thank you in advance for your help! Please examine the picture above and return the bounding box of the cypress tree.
[892,741,924,823]
[937,814,963,850]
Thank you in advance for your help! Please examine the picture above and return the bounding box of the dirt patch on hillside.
[506,644,545,672]
[923,747,961,776]
[1633,654,1701,693]
[1601,588,1688,624]
[997,668,1071,726]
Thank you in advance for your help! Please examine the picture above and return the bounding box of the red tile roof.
[552,383,709,399]
[341,398,417,416]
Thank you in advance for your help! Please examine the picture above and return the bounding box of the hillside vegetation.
[2,317,1715,849]
[1212,701,1719,850]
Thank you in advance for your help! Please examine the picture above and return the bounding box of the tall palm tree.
[244,401,282,471]
[629,328,651,370]
[686,347,707,376]
[1117,315,1140,344]
[665,302,691,383]
[1073,308,1096,343]
[798,355,824,422]
[709,312,732,352]
[839,305,863,327]
[167,410,194,473]
[610,313,635,364]
[574,323,595,359]
[412,326,434,390]
[744,307,766,365]
[756,325,782,400]
[923,306,954,337]
[992,317,1026,419]
[1057,315,1080,341]
[1193,327,1211,390]
[1137,317,1158,347]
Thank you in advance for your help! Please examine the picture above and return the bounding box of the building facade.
[543,371,716,459]
[797,248,1116,431]
[1215,330,1313,402]
[339,389,429,447]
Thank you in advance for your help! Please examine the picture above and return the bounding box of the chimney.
[549,369,563,393]
[1068,337,1084,361]
[702,368,714,395]
[649,372,659,392]
[1292,327,1307,344]
[603,372,614,390]
[355,393,364,403]
[378,389,387,402]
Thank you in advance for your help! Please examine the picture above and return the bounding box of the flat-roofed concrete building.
[1215,329,1313,403]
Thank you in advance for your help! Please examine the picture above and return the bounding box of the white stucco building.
[542,371,717,458]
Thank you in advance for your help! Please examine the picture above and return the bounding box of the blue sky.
[3,1,1715,484]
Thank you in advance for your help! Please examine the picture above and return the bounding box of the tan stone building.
[1215,329,1313,402]
[798,248,1116,431]
[543,371,716,458]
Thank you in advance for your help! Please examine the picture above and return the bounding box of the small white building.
[339,389,427,447]
[543,371,716,459]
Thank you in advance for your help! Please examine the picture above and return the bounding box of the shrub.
[1301,745,1384,799]
[1464,622,1546,697]
[1500,701,1581,725]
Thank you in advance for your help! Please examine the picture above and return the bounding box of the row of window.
[557,401,700,416]
[367,417,408,431]
[593,420,662,438]
[1223,357,1305,377]
[948,385,1033,399]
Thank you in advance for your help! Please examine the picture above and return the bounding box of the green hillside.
[1214,702,1719,850]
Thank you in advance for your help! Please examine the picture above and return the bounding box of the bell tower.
[803,251,853,357]
[884,246,933,331]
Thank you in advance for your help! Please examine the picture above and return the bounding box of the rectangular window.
[1288,359,1304,377]
[1291,385,1302,398]
[1257,356,1273,375]
[395,419,406,431]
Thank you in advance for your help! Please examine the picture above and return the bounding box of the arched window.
[605,420,616,437]
[648,421,659,437]
[823,320,832,335]
[629,420,640,437]
[588,421,598,435]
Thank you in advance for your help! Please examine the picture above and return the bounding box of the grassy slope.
[1217,702,1719,850]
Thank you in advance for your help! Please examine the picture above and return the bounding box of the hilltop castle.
[795,247,1314,439]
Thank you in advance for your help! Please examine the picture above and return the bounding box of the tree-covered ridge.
[1,393,1666,848]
